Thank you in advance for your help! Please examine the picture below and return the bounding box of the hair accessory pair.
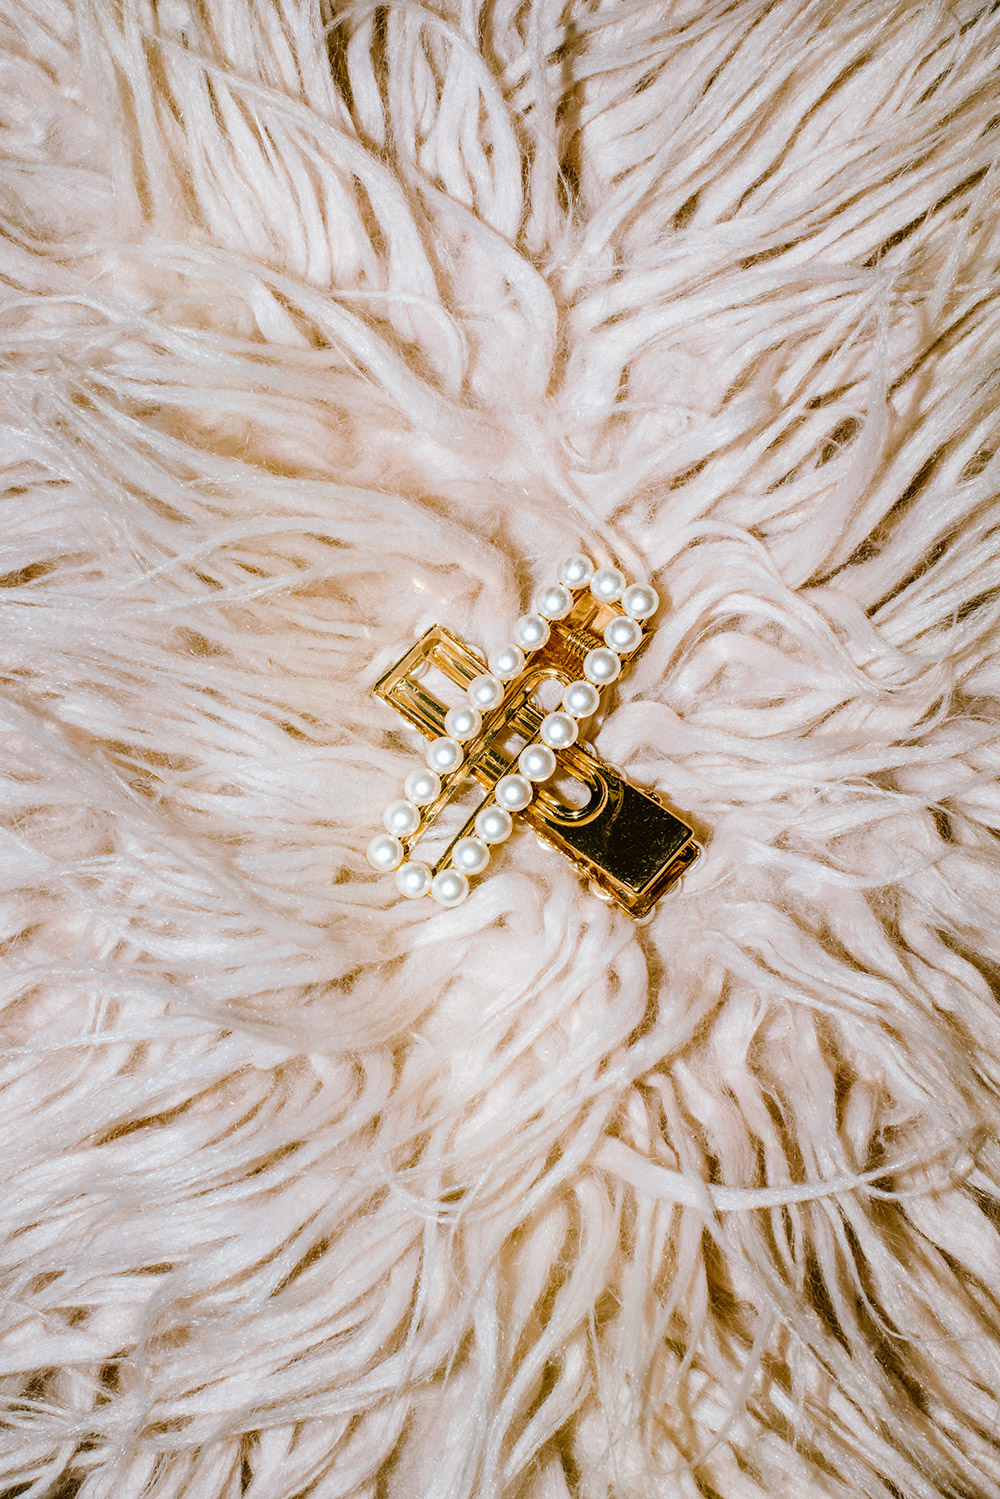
[368,555,699,917]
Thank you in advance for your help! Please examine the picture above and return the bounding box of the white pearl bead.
[431,868,469,907]
[513,613,550,652]
[590,566,626,603]
[426,736,464,774]
[495,773,533,811]
[519,743,557,782]
[488,643,525,681]
[562,679,601,718]
[395,860,432,898]
[540,711,578,749]
[444,704,482,742]
[468,673,504,711]
[404,768,441,806]
[475,805,513,843]
[604,615,642,653]
[622,583,659,620]
[558,553,595,589]
[452,836,490,875]
[584,647,621,686]
[384,799,421,837]
[534,583,573,620]
[366,833,404,872]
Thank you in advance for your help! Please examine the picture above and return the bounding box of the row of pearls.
[416,645,528,904]
[368,552,659,906]
[367,627,517,904]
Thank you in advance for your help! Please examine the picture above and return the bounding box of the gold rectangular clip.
[373,620,699,918]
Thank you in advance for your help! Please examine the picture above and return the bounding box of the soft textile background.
[2,0,1000,1495]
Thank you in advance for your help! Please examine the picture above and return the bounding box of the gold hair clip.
[367,555,700,916]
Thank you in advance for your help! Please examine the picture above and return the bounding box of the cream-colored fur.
[2,1,1000,1495]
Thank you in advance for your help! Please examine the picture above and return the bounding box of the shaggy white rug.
[3,0,1000,1495]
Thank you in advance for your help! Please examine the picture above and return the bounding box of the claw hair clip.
[367,555,700,917]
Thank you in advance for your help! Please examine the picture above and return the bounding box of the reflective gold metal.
[373,589,700,918]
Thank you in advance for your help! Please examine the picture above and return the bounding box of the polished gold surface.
[373,607,700,918]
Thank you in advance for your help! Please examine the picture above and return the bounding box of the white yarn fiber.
[2,1,1000,1496]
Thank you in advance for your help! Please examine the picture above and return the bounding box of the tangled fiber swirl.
[2,1,1000,1495]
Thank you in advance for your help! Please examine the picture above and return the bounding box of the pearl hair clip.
[367,555,700,917]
